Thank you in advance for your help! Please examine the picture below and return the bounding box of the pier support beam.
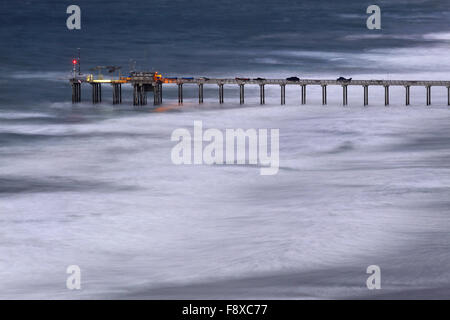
[141,85,147,105]
[405,85,410,106]
[71,82,81,103]
[153,85,159,105]
[384,85,390,106]
[112,84,117,104]
[321,85,327,105]
[239,84,245,104]
[91,83,102,104]
[155,83,163,105]
[342,85,348,106]
[259,84,265,105]
[198,83,204,104]
[363,85,369,106]
[281,84,286,105]
[112,83,122,105]
[426,86,431,106]
[92,83,96,104]
[301,85,306,105]
[133,84,146,106]
[219,84,224,104]
[178,83,183,105]
[448,87,450,106]
[133,84,137,106]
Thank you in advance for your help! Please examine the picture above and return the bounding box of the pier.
[70,72,450,107]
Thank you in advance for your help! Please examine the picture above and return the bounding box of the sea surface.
[0,0,449,299]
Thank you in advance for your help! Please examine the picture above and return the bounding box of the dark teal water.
[1,1,450,299]
[1,0,450,107]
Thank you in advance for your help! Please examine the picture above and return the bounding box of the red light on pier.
[72,59,78,65]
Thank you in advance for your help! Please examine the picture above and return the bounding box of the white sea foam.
[0,88,449,298]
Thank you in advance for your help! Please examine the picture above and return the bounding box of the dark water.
[0,0,450,299]
[1,0,450,106]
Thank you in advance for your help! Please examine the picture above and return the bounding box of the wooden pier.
[70,72,450,106]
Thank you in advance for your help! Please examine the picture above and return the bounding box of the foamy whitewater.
[0,0,449,299]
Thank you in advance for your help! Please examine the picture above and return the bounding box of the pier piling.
[71,82,81,103]
[153,85,158,105]
[178,83,183,105]
[321,85,327,105]
[448,87,450,106]
[239,84,245,104]
[219,84,224,104]
[141,85,147,105]
[342,85,348,106]
[133,84,147,106]
[259,84,265,104]
[363,85,369,106]
[281,84,286,105]
[301,85,306,105]
[426,86,431,106]
[112,83,122,104]
[405,85,410,106]
[198,83,204,104]
[384,85,390,106]
[91,83,102,104]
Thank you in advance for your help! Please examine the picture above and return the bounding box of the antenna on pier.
[129,59,136,73]
[77,48,81,75]
[106,66,122,80]
[89,66,106,80]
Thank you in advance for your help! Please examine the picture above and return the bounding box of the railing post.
[426,86,431,106]
[281,84,286,105]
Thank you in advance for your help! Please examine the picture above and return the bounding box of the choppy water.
[0,0,449,299]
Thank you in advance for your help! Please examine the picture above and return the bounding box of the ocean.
[0,0,449,299]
